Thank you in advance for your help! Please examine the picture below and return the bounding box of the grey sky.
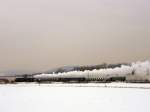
[0,0,150,72]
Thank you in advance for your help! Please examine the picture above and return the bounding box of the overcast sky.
[0,0,150,72]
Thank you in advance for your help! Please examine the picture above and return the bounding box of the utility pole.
[132,69,135,75]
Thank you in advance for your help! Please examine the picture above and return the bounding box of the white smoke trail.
[34,60,150,79]
[132,61,150,75]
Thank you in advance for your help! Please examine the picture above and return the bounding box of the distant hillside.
[0,63,129,76]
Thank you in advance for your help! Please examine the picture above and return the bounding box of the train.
[1,69,150,83]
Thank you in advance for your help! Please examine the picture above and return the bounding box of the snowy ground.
[0,83,150,112]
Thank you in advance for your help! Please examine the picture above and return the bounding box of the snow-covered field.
[0,83,150,112]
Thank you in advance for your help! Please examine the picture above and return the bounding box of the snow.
[0,83,150,112]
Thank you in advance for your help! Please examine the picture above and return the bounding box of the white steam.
[35,60,150,79]
[132,61,150,75]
